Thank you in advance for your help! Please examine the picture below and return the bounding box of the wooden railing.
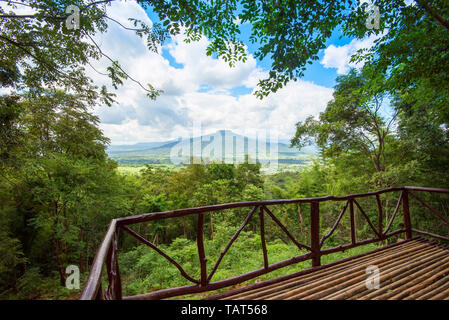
[80,186,449,300]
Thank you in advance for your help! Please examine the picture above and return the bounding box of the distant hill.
[107,130,317,171]
[107,141,173,154]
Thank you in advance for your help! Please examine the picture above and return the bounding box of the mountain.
[106,130,317,170]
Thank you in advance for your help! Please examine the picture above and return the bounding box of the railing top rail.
[116,187,409,226]
[80,219,117,300]
[403,186,449,194]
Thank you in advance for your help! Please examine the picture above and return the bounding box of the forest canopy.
[0,0,448,299]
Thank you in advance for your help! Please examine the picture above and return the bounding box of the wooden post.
[112,231,122,299]
[349,199,356,244]
[376,194,384,246]
[310,202,321,267]
[402,190,412,240]
[197,213,207,286]
[95,283,104,300]
[376,194,383,239]
[105,230,122,300]
[259,206,269,269]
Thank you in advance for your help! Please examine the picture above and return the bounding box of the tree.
[355,0,449,123]
[0,0,165,104]
[394,94,449,188]
[291,69,413,189]
[235,155,263,190]
[2,1,449,101]
[0,89,132,289]
[145,0,449,99]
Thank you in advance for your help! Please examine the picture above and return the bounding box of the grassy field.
[117,161,313,176]
[116,164,176,175]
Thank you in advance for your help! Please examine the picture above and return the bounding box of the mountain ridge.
[106,130,317,169]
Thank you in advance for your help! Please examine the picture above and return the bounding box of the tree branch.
[0,34,68,78]
[416,0,449,31]
[84,32,162,97]
[0,0,117,19]
[103,15,146,32]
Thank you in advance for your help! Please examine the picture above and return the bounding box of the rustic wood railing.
[80,186,449,300]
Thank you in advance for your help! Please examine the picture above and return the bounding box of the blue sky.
[78,1,380,145]
[0,0,385,145]
[145,6,353,90]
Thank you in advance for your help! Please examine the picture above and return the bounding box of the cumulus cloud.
[320,35,379,74]
[166,34,259,90]
[83,1,334,144]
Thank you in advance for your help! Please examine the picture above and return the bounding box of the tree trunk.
[85,242,89,275]
[384,198,389,246]
[79,230,85,273]
[51,200,66,286]
[210,213,214,240]
[297,203,308,245]
[153,231,158,246]
[137,224,141,246]
[55,238,66,286]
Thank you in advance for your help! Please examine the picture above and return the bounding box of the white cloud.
[99,79,333,144]
[320,35,379,74]
[0,2,37,15]
[165,33,260,91]
[0,87,13,95]
[81,1,334,144]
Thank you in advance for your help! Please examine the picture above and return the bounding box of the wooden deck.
[209,238,449,300]
[81,187,449,300]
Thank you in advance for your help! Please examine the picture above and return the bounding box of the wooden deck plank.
[218,239,425,300]
[208,239,449,300]
[224,240,432,300]
[225,240,424,300]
